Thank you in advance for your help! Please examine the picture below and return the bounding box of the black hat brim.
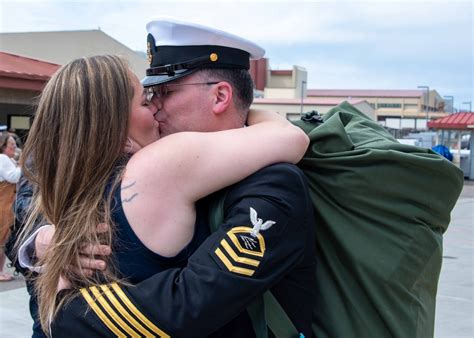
[141,68,199,87]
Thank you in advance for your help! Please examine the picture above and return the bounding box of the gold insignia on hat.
[213,226,266,277]
[147,42,153,65]
[210,53,218,62]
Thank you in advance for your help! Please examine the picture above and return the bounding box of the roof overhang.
[427,112,474,130]
[0,75,46,91]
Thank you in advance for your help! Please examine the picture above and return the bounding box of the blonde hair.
[20,55,134,332]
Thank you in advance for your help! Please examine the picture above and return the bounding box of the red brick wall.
[249,58,268,91]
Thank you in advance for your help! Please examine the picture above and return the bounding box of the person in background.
[0,131,21,281]
[4,166,47,337]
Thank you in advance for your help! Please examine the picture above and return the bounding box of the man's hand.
[57,275,71,292]
[34,224,55,260]
[35,223,112,276]
[74,223,111,277]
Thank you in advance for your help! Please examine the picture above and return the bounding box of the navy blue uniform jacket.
[52,163,317,337]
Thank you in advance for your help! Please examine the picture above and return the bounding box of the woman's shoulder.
[124,140,174,181]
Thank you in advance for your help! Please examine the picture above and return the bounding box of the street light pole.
[443,95,454,113]
[418,85,430,129]
[462,101,472,112]
[300,80,307,115]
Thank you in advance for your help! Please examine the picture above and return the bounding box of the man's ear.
[211,82,233,114]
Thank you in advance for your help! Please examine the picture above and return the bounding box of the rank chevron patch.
[214,226,266,277]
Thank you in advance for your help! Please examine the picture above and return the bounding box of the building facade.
[307,89,447,130]
[250,59,449,130]
[0,30,149,135]
[0,52,60,139]
[0,30,148,78]
[251,98,375,121]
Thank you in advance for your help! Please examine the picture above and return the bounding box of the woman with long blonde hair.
[20,55,308,333]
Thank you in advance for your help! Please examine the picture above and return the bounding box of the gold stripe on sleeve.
[80,288,126,338]
[99,284,154,337]
[110,283,170,338]
[215,248,255,276]
[220,239,261,267]
[89,286,139,337]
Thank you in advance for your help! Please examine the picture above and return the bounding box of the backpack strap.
[208,189,227,232]
[208,191,267,337]
[259,111,321,338]
[264,291,301,338]
[247,296,268,338]
[208,191,302,338]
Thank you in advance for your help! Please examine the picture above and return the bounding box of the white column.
[469,131,474,180]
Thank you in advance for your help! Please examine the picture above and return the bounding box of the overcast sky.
[0,0,472,110]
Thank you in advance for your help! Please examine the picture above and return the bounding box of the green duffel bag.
[210,101,464,338]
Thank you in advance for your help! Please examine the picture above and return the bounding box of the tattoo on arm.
[122,181,136,190]
[123,193,138,203]
[122,181,138,203]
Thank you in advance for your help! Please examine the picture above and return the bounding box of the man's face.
[151,73,217,137]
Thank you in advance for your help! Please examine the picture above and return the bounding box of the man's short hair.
[198,68,254,114]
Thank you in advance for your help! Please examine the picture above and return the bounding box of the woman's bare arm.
[122,112,308,256]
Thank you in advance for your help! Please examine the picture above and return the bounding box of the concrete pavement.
[435,181,474,337]
[1,182,473,337]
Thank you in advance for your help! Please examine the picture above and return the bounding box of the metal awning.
[0,52,60,91]
[428,112,474,130]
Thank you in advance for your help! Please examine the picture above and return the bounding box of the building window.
[378,103,402,108]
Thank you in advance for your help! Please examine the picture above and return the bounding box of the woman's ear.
[211,82,233,115]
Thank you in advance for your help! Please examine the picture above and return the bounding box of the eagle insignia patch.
[213,207,276,277]
[249,207,275,237]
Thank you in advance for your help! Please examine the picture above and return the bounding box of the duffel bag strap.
[264,291,302,338]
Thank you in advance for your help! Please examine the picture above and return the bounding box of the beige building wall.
[0,30,148,77]
[264,88,296,99]
[251,100,375,121]
[308,94,446,120]
[265,66,307,99]
[251,102,328,119]
[267,73,293,88]
[0,88,37,105]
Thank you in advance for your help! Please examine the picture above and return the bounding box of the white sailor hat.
[142,17,265,87]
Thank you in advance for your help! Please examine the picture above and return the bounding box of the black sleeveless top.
[110,180,211,284]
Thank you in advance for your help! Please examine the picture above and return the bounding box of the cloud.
[0,0,471,105]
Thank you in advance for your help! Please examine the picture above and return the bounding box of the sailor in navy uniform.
[51,18,317,338]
